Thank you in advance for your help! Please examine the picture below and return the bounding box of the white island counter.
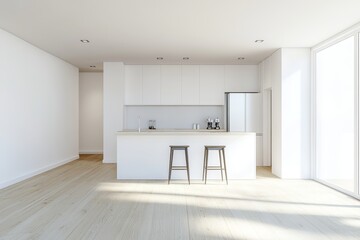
[117,131,256,180]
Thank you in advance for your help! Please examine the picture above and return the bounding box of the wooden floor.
[0,155,360,240]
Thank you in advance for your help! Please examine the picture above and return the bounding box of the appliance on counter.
[148,120,156,130]
[192,123,200,129]
[226,92,262,132]
[206,117,221,130]
[214,117,220,130]
[206,118,213,129]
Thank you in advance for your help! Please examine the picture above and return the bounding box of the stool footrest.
[171,166,188,170]
[206,166,224,170]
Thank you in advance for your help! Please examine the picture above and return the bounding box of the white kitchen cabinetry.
[142,65,161,105]
[125,65,260,106]
[225,65,259,92]
[125,65,142,105]
[199,65,225,105]
[161,65,181,105]
[181,65,200,105]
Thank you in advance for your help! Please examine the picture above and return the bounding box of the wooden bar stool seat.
[168,145,190,184]
[202,145,228,184]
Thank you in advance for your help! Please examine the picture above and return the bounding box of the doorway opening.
[257,89,272,178]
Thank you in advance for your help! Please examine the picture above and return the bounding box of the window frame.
[311,24,360,199]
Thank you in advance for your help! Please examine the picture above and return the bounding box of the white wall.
[103,62,125,163]
[124,106,224,130]
[259,48,311,179]
[79,72,103,154]
[271,49,283,177]
[0,29,79,189]
[281,48,311,179]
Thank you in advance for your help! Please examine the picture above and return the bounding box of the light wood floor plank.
[0,154,359,240]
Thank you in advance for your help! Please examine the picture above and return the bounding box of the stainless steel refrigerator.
[226,92,262,132]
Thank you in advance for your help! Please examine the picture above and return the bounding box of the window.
[314,36,357,195]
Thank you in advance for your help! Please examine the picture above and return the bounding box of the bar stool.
[202,146,228,184]
[168,145,190,184]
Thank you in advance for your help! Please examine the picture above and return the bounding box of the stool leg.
[168,148,174,184]
[219,149,224,181]
[205,148,209,184]
[185,148,190,184]
[202,147,206,181]
[222,149,228,185]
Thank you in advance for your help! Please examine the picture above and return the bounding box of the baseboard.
[79,150,103,154]
[102,158,116,163]
[0,155,79,190]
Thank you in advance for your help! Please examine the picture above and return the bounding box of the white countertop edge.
[117,131,256,135]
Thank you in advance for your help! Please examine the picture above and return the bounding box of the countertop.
[118,129,256,135]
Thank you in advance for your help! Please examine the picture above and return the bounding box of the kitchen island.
[117,130,256,180]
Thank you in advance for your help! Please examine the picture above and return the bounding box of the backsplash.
[124,106,224,130]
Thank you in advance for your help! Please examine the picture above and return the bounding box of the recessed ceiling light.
[183,57,190,60]
[90,65,96,68]
[80,39,90,43]
[238,57,245,60]
[255,40,264,43]
[156,57,163,60]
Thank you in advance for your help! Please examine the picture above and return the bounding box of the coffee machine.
[206,117,220,130]
[206,118,213,130]
[214,117,220,130]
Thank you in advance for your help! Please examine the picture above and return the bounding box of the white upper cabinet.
[125,65,142,105]
[124,65,259,106]
[181,65,200,105]
[225,65,259,92]
[161,65,181,105]
[199,65,225,105]
[142,65,161,105]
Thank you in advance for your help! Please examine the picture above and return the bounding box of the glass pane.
[316,36,355,193]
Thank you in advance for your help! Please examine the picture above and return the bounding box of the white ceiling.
[0,0,360,72]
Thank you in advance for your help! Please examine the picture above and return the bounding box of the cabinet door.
[161,65,181,105]
[245,93,262,132]
[199,65,225,105]
[125,65,142,105]
[225,65,259,92]
[142,65,161,105]
[181,65,200,105]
